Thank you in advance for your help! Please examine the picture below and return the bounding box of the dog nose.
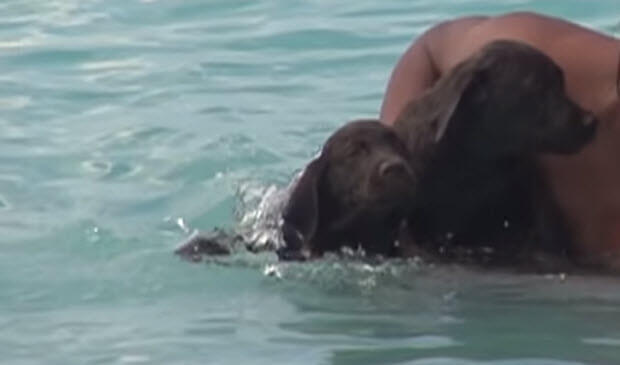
[378,159,410,179]
[583,113,597,126]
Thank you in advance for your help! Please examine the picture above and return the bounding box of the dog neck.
[323,205,403,255]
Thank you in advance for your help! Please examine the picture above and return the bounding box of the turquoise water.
[1,0,620,364]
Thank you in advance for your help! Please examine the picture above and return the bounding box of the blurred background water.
[1,0,619,364]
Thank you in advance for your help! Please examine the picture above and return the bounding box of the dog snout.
[579,112,598,142]
[582,113,597,127]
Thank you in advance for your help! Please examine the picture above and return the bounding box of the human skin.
[380,12,620,263]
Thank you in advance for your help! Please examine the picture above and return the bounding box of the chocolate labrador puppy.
[174,120,418,263]
[278,119,417,260]
[393,40,597,265]
[176,120,419,263]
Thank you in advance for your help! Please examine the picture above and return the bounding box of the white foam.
[0,96,31,110]
[80,58,148,72]
[236,179,296,251]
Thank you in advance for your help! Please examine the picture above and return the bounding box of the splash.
[235,175,299,252]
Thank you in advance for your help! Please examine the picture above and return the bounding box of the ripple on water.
[2,0,620,364]
[81,159,143,180]
[118,355,150,364]
[0,95,31,110]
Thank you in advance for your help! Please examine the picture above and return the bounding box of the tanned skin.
[380,12,620,265]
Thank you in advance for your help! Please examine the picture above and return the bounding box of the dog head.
[278,120,415,260]
[439,40,597,155]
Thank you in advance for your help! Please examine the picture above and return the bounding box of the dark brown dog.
[176,120,419,262]
[278,120,417,260]
[177,41,598,269]
[393,40,597,265]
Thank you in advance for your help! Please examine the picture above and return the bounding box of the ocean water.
[1,0,620,364]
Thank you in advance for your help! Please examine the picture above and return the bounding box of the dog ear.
[280,157,326,256]
[431,57,481,141]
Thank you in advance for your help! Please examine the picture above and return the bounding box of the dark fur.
[278,120,417,260]
[176,40,598,271]
[174,229,238,262]
[393,40,597,266]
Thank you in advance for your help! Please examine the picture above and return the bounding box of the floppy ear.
[280,157,326,255]
[430,57,480,141]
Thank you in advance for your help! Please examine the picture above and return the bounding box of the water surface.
[1,1,620,364]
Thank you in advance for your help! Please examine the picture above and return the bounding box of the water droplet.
[263,264,282,279]
[176,217,190,233]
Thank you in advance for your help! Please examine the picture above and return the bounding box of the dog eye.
[358,141,370,152]
[344,141,369,157]
[355,141,371,154]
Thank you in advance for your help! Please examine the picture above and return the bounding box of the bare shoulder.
[491,11,600,32]
[422,16,488,62]
[423,12,615,72]
[381,11,618,125]
[482,12,612,41]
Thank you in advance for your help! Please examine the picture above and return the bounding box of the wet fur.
[393,40,597,266]
[278,120,417,260]
[176,40,598,272]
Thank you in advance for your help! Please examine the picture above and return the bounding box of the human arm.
[379,16,488,126]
